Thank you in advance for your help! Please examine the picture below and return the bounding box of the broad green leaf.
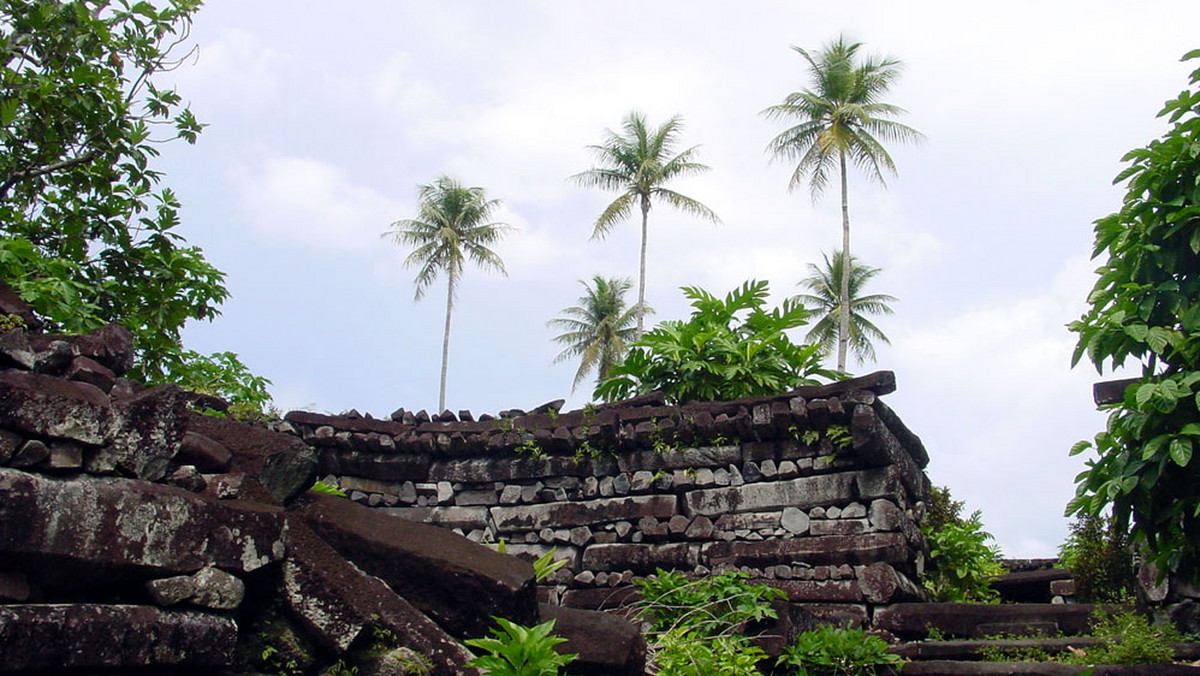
[1171,437,1194,467]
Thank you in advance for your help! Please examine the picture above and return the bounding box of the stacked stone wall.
[277,371,932,624]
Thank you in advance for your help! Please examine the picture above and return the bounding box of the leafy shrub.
[777,624,904,675]
[924,485,964,533]
[653,630,766,676]
[310,480,347,497]
[632,569,784,674]
[595,280,833,404]
[464,617,576,676]
[1057,513,1135,603]
[922,510,1005,602]
[1072,610,1184,665]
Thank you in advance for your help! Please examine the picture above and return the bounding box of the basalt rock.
[188,412,317,504]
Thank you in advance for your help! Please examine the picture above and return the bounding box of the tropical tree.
[572,111,720,336]
[548,275,644,392]
[1068,50,1200,583]
[0,0,274,413]
[763,35,921,371]
[383,175,510,412]
[794,250,896,369]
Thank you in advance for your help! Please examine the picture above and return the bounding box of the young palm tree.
[547,275,645,392]
[383,175,510,412]
[763,36,921,371]
[794,250,897,369]
[572,111,719,336]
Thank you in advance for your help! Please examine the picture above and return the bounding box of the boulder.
[290,492,538,639]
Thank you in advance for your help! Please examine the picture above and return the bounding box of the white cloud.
[234,157,404,258]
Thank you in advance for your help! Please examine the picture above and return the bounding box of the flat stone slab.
[875,603,1105,640]
[0,604,234,670]
[683,468,896,517]
[705,533,912,569]
[0,468,286,586]
[490,495,677,533]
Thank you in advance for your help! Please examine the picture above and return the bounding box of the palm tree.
[383,175,510,412]
[794,250,897,368]
[572,111,719,336]
[763,35,921,371]
[548,275,645,391]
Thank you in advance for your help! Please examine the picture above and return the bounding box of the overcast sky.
[159,1,1200,558]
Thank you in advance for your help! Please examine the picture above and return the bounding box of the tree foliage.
[594,280,832,404]
[1067,49,1200,582]
[795,249,896,368]
[572,111,719,336]
[0,0,269,409]
[547,275,644,391]
[383,174,510,412]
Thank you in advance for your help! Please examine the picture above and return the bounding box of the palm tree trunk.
[439,269,455,413]
[636,195,650,338]
[838,149,851,372]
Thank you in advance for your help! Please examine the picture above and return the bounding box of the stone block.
[292,492,537,639]
[767,579,864,603]
[617,445,741,472]
[704,533,911,569]
[189,412,317,504]
[539,603,645,676]
[380,505,489,531]
[581,543,695,574]
[317,449,430,481]
[0,604,235,670]
[0,370,112,445]
[0,468,286,586]
[685,470,884,516]
[489,495,676,533]
[281,519,477,674]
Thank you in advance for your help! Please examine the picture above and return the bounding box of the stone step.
[900,662,1200,675]
[875,603,1116,640]
[894,638,1200,662]
[991,568,1073,604]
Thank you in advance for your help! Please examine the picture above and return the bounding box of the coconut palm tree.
[572,111,719,336]
[794,250,897,368]
[383,175,510,412]
[763,35,921,370]
[547,275,645,392]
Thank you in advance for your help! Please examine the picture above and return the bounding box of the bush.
[922,510,1005,603]
[1072,610,1184,665]
[777,624,904,675]
[632,569,784,674]
[1058,513,1135,603]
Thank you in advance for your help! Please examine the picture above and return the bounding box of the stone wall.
[278,371,933,625]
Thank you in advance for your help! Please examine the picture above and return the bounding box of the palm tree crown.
[763,35,920,371]
[572,111,719,336]
[794,250,897,367]
[548,275,645,391]
[382,174,510,412]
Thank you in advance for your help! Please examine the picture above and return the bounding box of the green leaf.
[1171,437,1194,467]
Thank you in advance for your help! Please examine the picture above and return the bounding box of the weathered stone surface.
[91,384,187,481]
[684,469,897,516]
[178,431,232,473]
[381,505,489,531]
[430,454,615,482]
[874,603,1100,640]
[539,603,645,676]
[146,575,196,606]
[781,507,811,534]
[291,492,537,639]
[281,518,478,674]
[858,561,903,603]
[618,445,742,472]
[715,511,781,531]
[705,533,912,569]
[560,585,641,610]
[0,468,286,586]
[0,370,112,445]
[189,412,317,504]
[64,355,116,391]
[190,565,245,609]
[318,449,430,481]
[767,579,864,603]
[489,495,677,533]
[0,603,235,670]
[581,542,695,574]
[0,570,31,602]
